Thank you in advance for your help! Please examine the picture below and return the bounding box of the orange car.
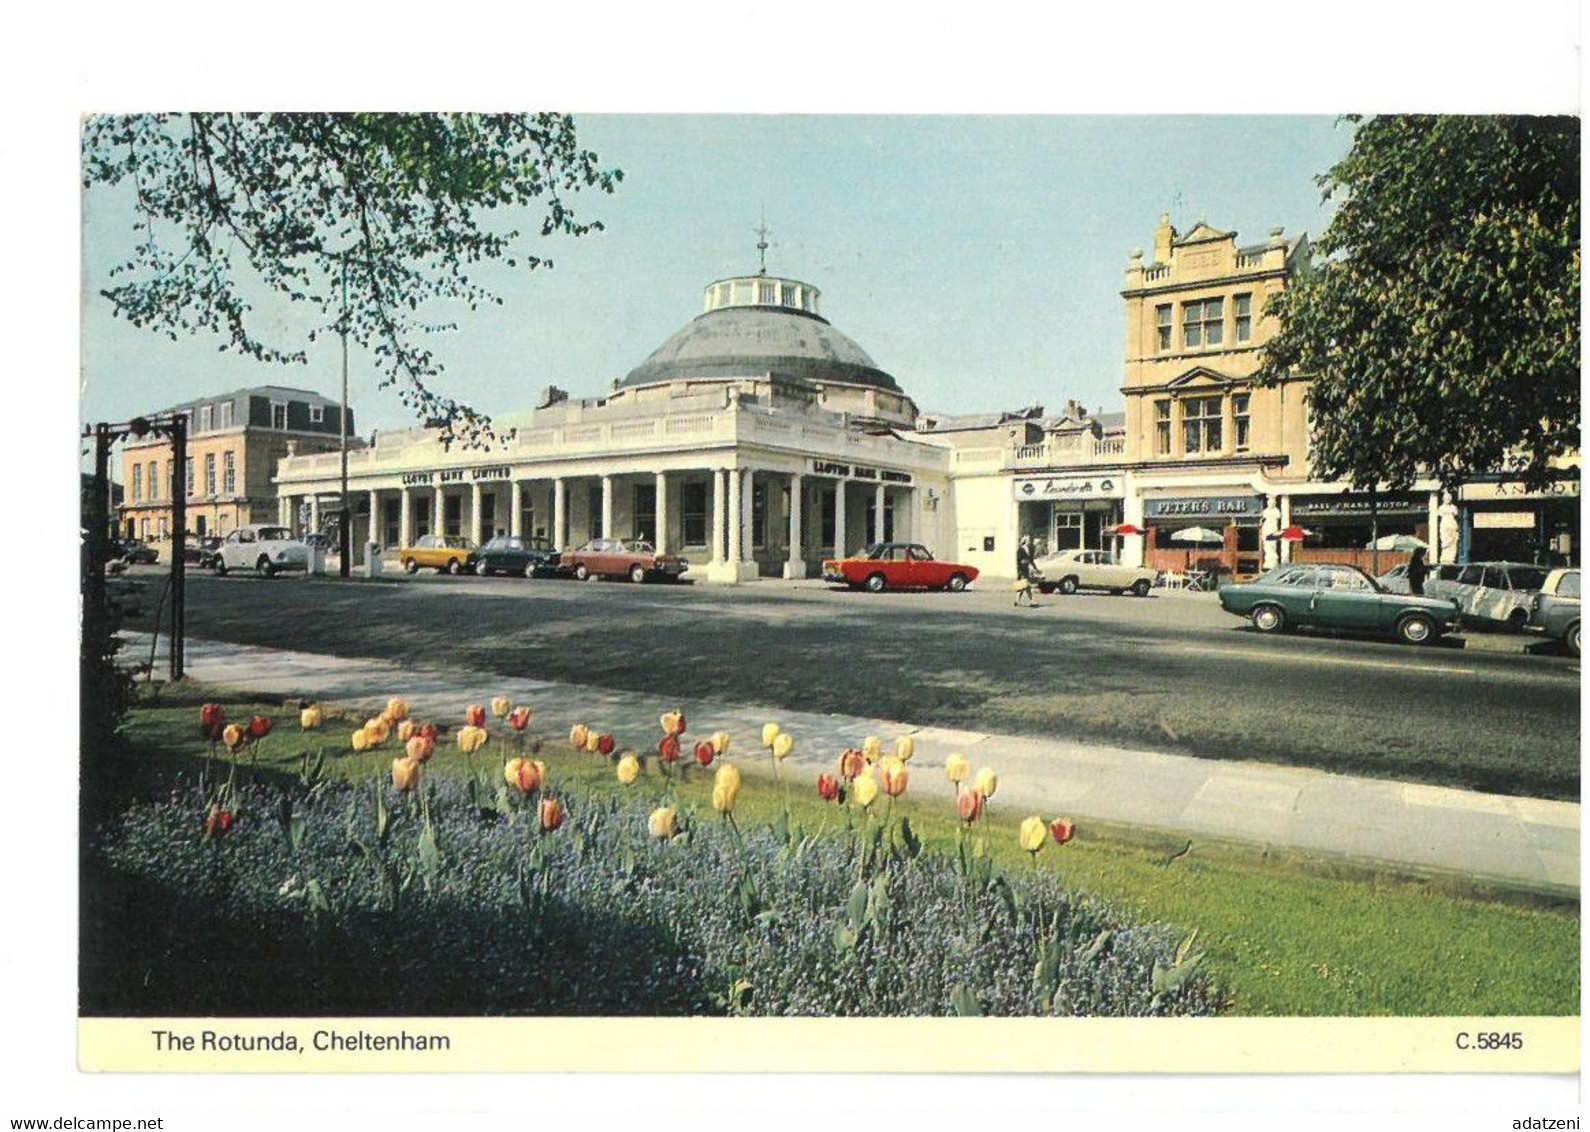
[399,534,478,575]
[559,538,689,583]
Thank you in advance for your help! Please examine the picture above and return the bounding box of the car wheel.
[1565,621,1580,657]
[1396,612,1437,645]
[1037,583,1055,595]
[403,558,418,575]
[258,557,276,578]
[864,572,887,593]
[629,564,647,584]
[945,573,968,593]
[476,561,490,577]
[1507,608,1529,633]
[522,563,535,579]
[214,559,228,577]
[1058,576,1079,595]
[447,559,462,575]
[1109,588,1123,596]
[1251,604,1286,634]
[1131,579,1152,597]
[573,563,590,582]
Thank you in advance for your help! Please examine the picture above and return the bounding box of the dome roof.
[618,274,901,393]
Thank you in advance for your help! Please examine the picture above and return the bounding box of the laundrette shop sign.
[1014,476,1120,501]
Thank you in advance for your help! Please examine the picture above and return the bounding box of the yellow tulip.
[351,729,371,752]
[299,704,322,730]
[861,735,882,763]
[944,753,970,784]
[391,756,420,792]
[396,719,416,743]
[894,735,915,763]
[880,756,909,797]
[771,732,795,761]
[491,695,511,718]
[712,763,742,813]
[975,767,999,799]
[363,717,391,746]
[457,725,489,755]
[1019,816,1047,854]
[761,722,781,747]
[583,729,601,754]
[710,730,731,755]
[648,807,678,839]
[616,753,641,785]
[851,770,879,809]
[660,710,686,736]
[385,697,410,722]
[569,723,589,750]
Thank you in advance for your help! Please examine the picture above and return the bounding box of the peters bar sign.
[810,459,912,485]
[1143,495,1262,519]
[1014,475,1121,501]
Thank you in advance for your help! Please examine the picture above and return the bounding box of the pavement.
[124,630,1580,898]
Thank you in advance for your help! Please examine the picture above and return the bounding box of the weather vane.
[754,217,772,276]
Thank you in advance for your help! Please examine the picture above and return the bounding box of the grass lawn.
[95,684,1579,1018]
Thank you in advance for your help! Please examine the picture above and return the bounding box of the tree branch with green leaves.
[83,112,623,449]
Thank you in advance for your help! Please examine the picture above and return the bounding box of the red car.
[560,538,689,583]
[822,542,979,593]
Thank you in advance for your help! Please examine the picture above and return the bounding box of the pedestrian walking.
[1014,536,1038,606]
[1406,547,1429,595]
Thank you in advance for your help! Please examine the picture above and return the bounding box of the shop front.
[1285,490,1432,573]
[1013,474,1125,557]
[1458,477,1580,566]
[1141,493,1265,579]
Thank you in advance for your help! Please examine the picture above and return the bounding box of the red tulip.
[204,720,226,743]
[417,722,439,742]
[817,773,842,802]
[658,735,681,764]
[249,715,273,738]
[957,789,985,824]
[508,706,532,732]
[465,704,487,727]
[200,704,225,729]
[202,807,235,839]
[539,796,565,832]
[1050,819,1076,846]
[694,740,716,768]
[839,749,866,782]
[597,733,616,756]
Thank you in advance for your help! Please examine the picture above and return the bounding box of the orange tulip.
[385,697,410,723]
[839,749,867,781]
[465,703,487,727]
[661,710,686,736]
[391,756,421,792]
[504,757,545,794]
[817,773,842,802]
[222,723,247,750]
[406,735,435,764]
[957,788,984,824]
[363,717,391,746]
[880,757,909,797]
[508,706,532,732]
[397,719,416,743]
[538,797,565,832]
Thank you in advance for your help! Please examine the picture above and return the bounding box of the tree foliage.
[1256,115,1579,492]
[83,113,622,447]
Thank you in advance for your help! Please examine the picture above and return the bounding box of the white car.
[214,524,310,578]
[1033,548,1157,596]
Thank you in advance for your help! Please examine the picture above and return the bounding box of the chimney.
[1154,213,1177,264]
[537,385,569,409]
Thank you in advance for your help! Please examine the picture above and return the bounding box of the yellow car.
[399,534,478,575]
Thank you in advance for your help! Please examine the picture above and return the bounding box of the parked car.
[560,538,688,583]
[1427,561,1550,631]
[821,542,979,593]
[182,535,222,568]
[1527,567,1580,656]
[213,524,309,578]
[1033,548,1156,597]
[113,538,159,565]
[399,534,478,575]
[1217,563,1461,645]
[475,534,564,578]
[1374,561,1461,595]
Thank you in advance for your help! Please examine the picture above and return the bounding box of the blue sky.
[80,115,1356,437]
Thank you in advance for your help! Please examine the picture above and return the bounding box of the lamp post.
[338,261,351,578]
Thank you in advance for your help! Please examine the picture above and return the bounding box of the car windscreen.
[1557,572,1581,598]
[257,527,291,541]
[1504,567,1549,592]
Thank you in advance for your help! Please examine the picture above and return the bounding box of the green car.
[1218,563,1462,645]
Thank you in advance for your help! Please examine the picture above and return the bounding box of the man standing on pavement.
[1014,536,1038,607]
[1406,547,1429,595]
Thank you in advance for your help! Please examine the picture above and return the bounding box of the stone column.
[655,472,669,555]
[433,486,445,537]
[510,480,524,538]
[470,481,483,545]
[601,475,614,540]
[367,490,380,555]
[727,467,743,565]
[711,469,726,565]
[740,468,755,563]
[873,483,886,543]
[553,478,567,549]
[784,473,805,578]
[278,495,291,526]
[1278,495,1293,564]
[308,494,320,535]
[1427,491,1442,562]
[833,478,847,556]
[399,488,412,547]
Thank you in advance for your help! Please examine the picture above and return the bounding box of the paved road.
[120,568,1581,799]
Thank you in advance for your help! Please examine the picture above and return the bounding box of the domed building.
[273,266,955,583]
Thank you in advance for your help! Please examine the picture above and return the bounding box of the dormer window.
[271,401,288,430]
